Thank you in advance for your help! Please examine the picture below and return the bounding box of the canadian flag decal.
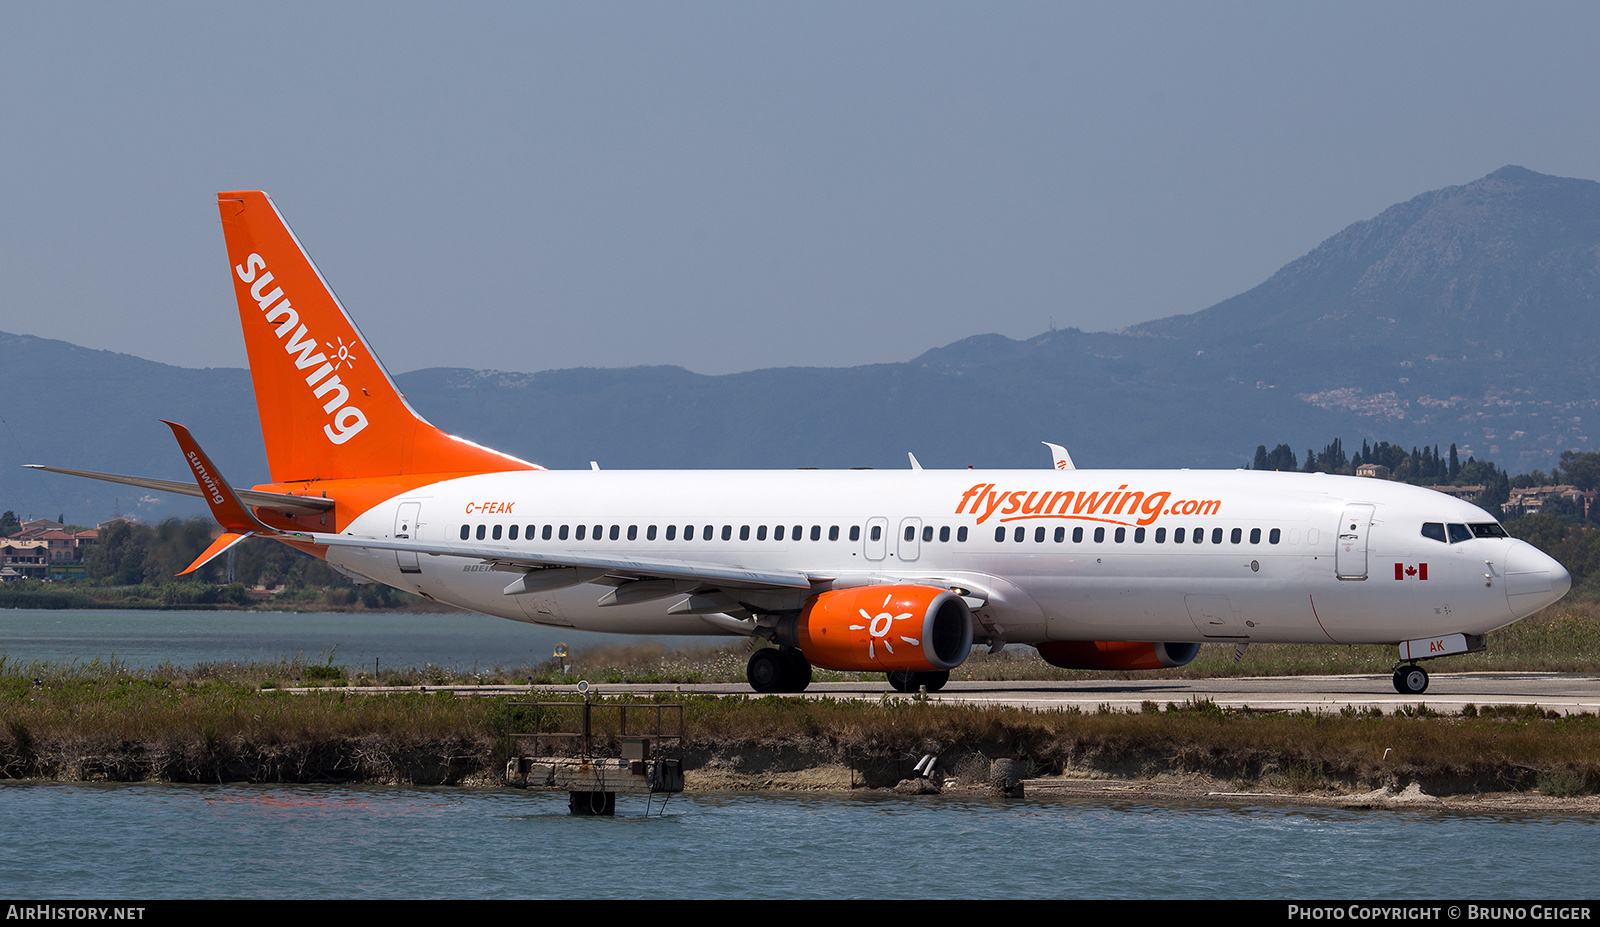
[1394,562,1428,581]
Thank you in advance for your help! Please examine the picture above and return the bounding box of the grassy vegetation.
[2,650,1598,794]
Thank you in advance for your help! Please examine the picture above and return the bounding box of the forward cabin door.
[394,502,422,574]
[1335,503,1375,580]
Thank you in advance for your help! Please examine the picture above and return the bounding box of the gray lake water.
[0,783,1595,899]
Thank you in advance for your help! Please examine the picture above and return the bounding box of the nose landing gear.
[1392,663,1429,695]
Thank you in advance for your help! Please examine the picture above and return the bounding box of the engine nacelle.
[776,585,974,673]
[1034,640,1201,671]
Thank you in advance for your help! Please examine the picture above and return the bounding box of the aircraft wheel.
[782,650,813,693]
[1393,665,1429,695]
[886,669,914,692]
[921,670,950,692]
[747,649,786,693]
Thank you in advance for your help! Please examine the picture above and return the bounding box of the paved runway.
[415,672,1600,715]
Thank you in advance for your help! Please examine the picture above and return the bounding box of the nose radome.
[1505,541,1571,615]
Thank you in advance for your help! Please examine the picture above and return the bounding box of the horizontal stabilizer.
[24,464,335,516]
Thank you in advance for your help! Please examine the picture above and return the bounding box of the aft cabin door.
[394,502,421,574]
[1335,503,1374,580]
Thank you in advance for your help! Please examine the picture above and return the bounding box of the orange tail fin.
[216,191,539,483]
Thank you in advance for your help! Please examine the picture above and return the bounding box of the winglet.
[177,531,256,576]
[163,420,278,575]
[1043,442,1075,470]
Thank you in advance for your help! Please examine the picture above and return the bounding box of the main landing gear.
[746,647,812,694]
[1392,663,1429,695]
[886,669,950,693]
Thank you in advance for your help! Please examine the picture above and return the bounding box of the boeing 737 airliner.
[33,192,1573,695]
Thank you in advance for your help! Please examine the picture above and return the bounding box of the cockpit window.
[1470,522,1508,539]
[1421,522,1447,543]
[1447,523,1472,544]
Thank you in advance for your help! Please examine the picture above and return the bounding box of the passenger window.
[722,525,732,541]
[1269,528,1280,544]
[1193,529,1203,544]
[1422,523,1447,543]
[1230,528,1241,544]
[684,525,694,541]
[806,525,816,541]
[830,526,840,541]
[922,526,932,542]
[647,525,657,540]
[1448,523,1472,544]
[1035,526,1046,542]
[869,525,880,541]
[1014,527,1025,542]
[559,525,569,540]
[509,525,518,541]
[705,525,714,541]
[940,526,950,542]
[460,525,469,540]
[1211,528,1223,544]
[1072,527,1083,542]
[526,524,536,539]
[575,525,586,541]
[995,527,1006,542]
[1114,527,1125,543]
[1249,528,1260,544]
[958,527,968,542]
[476,525,486,541]
[627,525,637,541]
[793,525,803,540]
[775,525,785,541]
[666,525,677,540]
[593,524,602,539]
[849,526,860,541]
[740,525,750,541]
[1174,527,1185,543]
[1155,527,1166,543]
[758,525,768,541]
[905,526,916,542]
[1054,526,1065,542]
[492,525,503,540]
[610,525,620,541]
[1134,527,1145,543]
[543,525,553,540]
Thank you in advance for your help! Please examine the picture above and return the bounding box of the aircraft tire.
[782,650,813,693]
[1393,665,1429,695]
[747,649,786,693]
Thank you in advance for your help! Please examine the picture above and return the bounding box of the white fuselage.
[326,467,1568,648]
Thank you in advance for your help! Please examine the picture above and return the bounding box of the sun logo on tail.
[848,592,919,659]
[325,336,358,371]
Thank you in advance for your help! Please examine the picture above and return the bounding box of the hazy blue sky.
[5,2,1600,376]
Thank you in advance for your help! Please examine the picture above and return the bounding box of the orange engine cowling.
[776,585,974,673]
[1034,640,1201,671]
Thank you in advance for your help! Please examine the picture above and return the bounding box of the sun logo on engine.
[850,592,919,659]
[324,336,358,371]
